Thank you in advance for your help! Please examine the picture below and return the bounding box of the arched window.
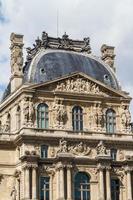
[72,106,83,131]
[40,176,50,200]
[17,106,21,130]
[37,104,49,129]
[111,179,120,200]
[106,109,116,133]
[41,145,48,158]
[74,172,90,200]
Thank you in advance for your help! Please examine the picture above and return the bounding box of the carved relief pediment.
[54,77,106,96]
[29,73,129,98]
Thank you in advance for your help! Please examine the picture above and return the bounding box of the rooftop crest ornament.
[26,31,91,62]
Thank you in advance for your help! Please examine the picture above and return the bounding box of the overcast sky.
[0,0,133,115]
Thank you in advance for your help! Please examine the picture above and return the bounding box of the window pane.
[72,106,83,131]
[41,145,48,158]
[37,104,49,129]
[74,172,90,200]
[111,179,120,200]
[40,177,50,200]
[106,109,116,133]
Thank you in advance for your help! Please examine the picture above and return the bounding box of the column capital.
[66,164,73,169]
[97,163,105,171]
[124,166,133,173]
[55,163,65,171]
[22,163,31,170]
[31,163,38,169]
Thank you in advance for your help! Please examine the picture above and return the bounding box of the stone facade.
[0,32,133,200]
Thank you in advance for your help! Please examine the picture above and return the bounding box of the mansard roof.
[2,32,120,101]
[23,32,119,89]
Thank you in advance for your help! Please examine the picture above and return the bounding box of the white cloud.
[0,0,133,115]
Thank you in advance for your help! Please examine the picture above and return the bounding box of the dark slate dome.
[24,50,119,89]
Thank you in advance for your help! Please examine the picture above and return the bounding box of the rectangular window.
[111,179,120,200]
[40,177,50,200]
[41,145,48,158]
[111,149,117,161]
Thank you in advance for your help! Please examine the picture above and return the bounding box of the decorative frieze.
[55,78,104,96]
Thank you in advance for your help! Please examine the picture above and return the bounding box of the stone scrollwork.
[96,141,110,156]
[55,78,104,96]
[112,167,124,181]
[52,99,67,129]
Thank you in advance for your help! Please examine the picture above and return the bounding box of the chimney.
[10,33,24,93]
[101,44,116,72]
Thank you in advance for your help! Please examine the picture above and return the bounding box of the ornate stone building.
[0,32,133,200]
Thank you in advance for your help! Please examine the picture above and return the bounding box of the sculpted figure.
[42,31,48,48]
[52,99,67,127]
[96,141,107,155]
[29,98,34,122]
[10,186,17,200]
[58,138,68,153]
[121,105,131,129]
[23,97,29,123]
[82,37,91,53]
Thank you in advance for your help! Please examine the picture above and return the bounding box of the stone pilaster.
[60,165,65,200]
[125,167,132,200]
[56,166,60,200]
[98,165,105,200]
[106,167,111,200]
[32,164,38,200]
[24,165,30,199]
[67,165,72,200]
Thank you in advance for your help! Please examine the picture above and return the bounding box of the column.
[127,169,132,200]
[50,173,53,200]
[106,168,111,200]
[16,179,20,200]
[25,166,30,199]
[67,165,72,200]
[32,166,37,200]
[99,167,105,200]
[60,166,65,200]
[56,168,60,200]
